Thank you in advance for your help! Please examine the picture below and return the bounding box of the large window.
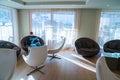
[98,11,120,47]
[30,9,77,47]
[0,6,13,42]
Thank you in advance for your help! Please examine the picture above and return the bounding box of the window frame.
[29,9,77,47]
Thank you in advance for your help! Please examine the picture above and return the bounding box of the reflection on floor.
[11,49,120,80]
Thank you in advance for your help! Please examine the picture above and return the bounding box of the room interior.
[0,0,120,80]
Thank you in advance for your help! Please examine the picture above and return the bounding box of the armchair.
[22,45,47,76]
[48,37,65,60]
[0,40,21,57]
[21,36,44,52]
[75,37,100,57]
[0,49,17,80]
[103,40,120,53]
[96,56,120,80]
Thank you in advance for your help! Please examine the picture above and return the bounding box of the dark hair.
[30,32,33,34]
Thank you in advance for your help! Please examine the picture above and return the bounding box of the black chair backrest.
[21,36,44,52]
[75,37,99,49]
[104,40,120,53]
[0,40,21,57]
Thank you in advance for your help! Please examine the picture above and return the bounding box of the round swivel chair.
[75,37,100,57]
[103,39,120,53]
[21,36,44,52]
[0,40,21,57]
[0,49,17,80]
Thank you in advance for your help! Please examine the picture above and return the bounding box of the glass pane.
[98,12,120,47]
[30,10,76,47]
[31,12,51,43]
[0,6,13,42]
[53,11,75,46]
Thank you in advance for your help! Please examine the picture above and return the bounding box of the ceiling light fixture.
[10,0,87,5]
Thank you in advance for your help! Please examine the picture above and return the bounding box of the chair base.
[48,54,61,61]
[27,65,45,76]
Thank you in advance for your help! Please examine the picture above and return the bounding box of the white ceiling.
[0,0,120,10]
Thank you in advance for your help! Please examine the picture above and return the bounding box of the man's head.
[30,32,33,36]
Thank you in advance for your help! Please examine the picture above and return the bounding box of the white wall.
[18,9,30,43]
[12,9,19,45]
[77,9,100,41]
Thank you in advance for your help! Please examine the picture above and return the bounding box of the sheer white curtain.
[98,11,120,47]
[29,9,77,48]
[0,6,13,42]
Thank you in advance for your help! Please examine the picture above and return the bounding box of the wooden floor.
[11,49,119,80]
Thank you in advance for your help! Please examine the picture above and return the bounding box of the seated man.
[29,36,41,47]
[21,32,45,53]
[28,32,41,47]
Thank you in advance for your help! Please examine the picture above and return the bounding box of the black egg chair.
[0,40,21,57]
[75,37,100,57]
[103,40,120,53]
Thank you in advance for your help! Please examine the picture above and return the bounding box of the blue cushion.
[29,37,41,47]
